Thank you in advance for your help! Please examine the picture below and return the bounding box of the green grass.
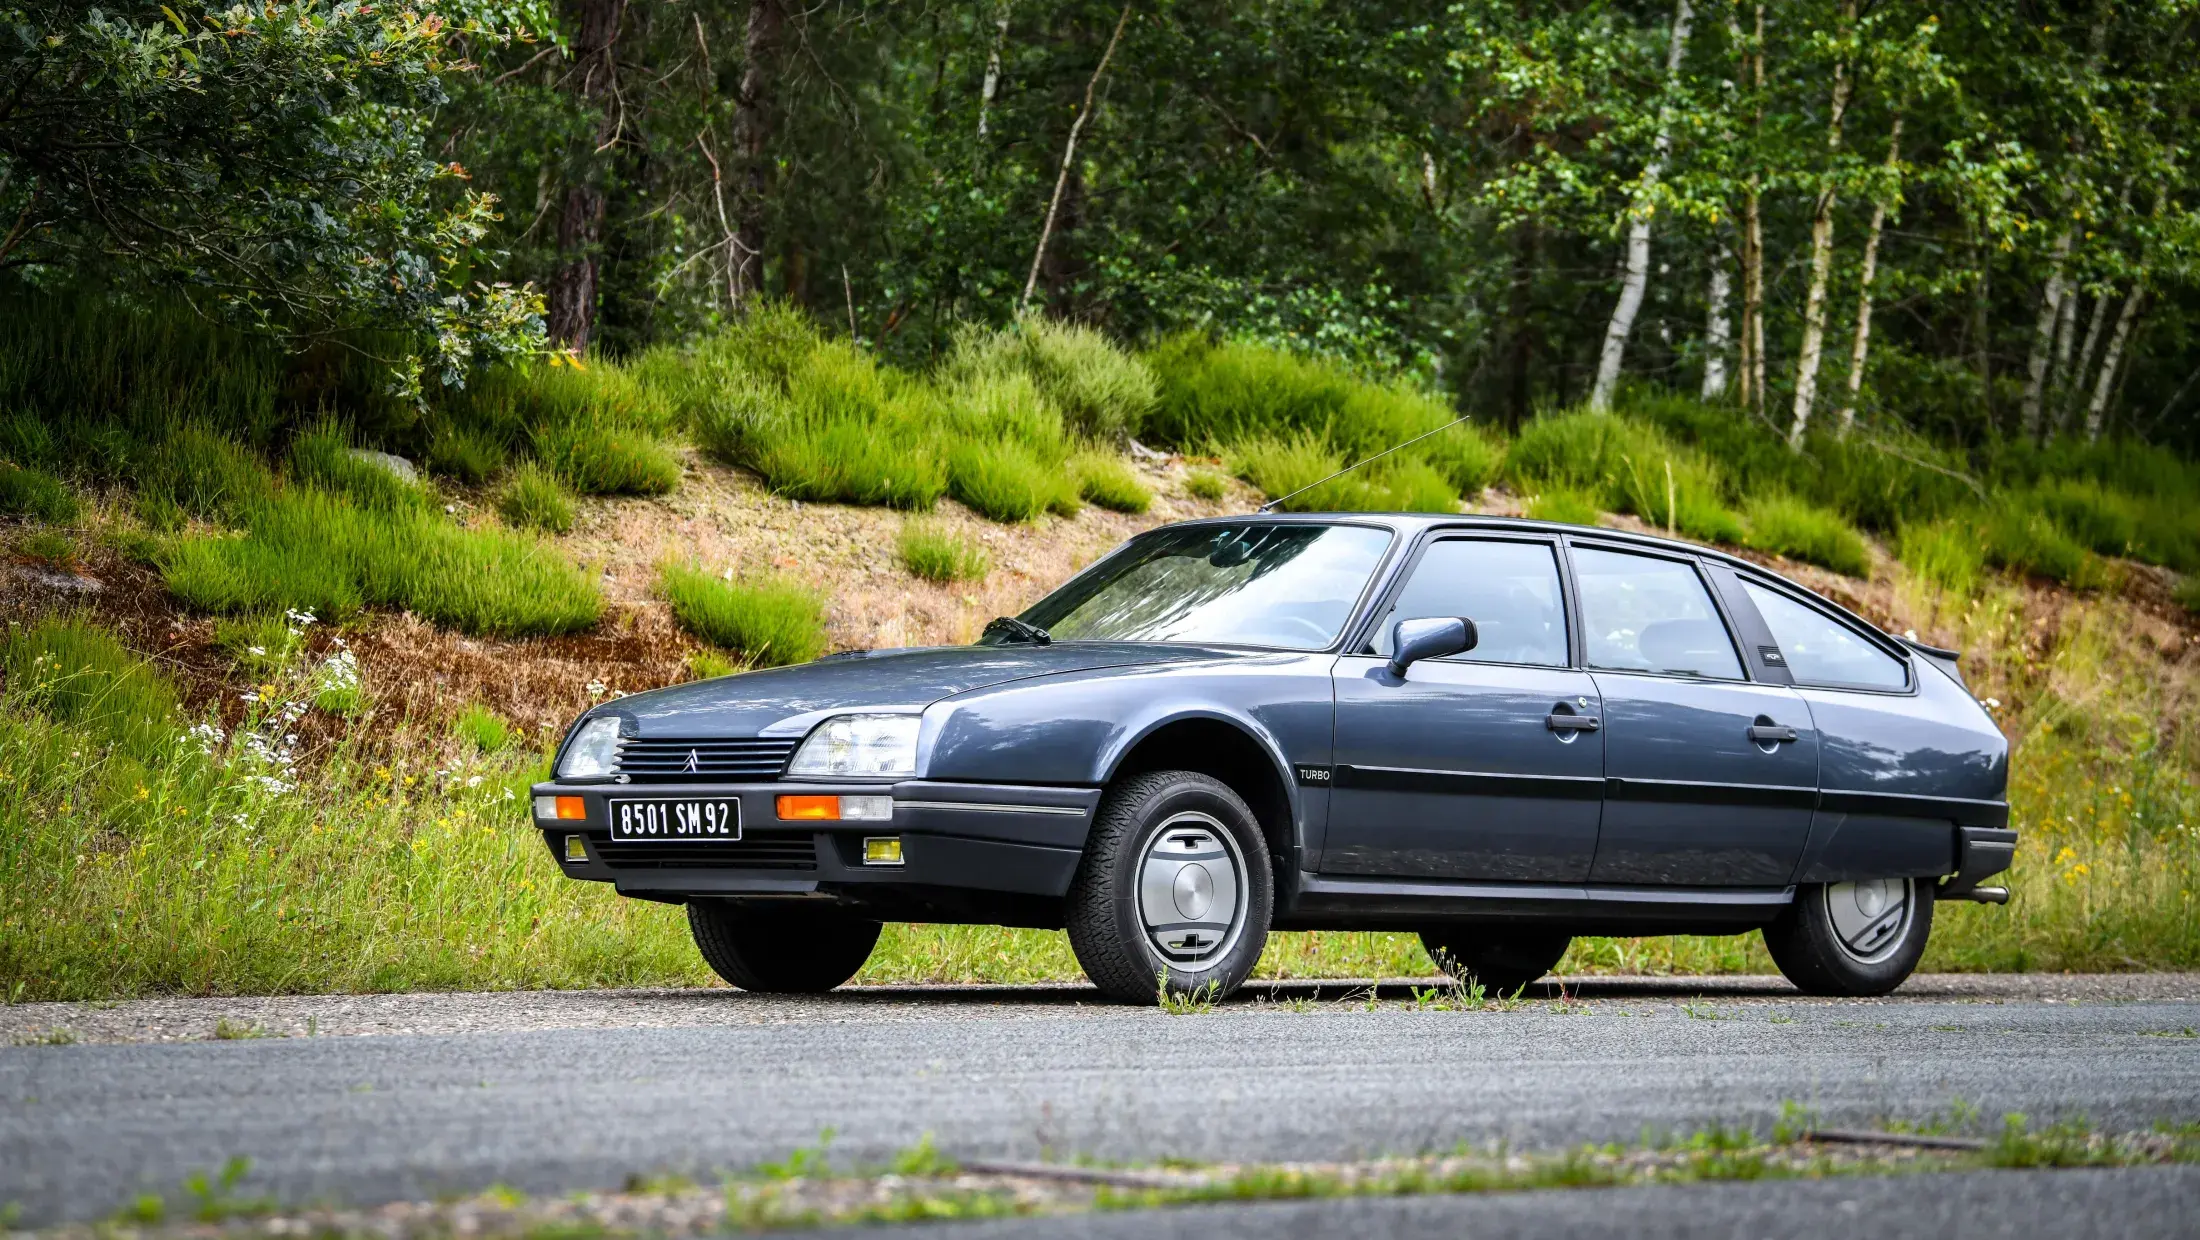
[948,317,1158,443]
[1897,516,1986,598]
[0,463,79,524]
[424,425,509,484]
[496,461,577,534]
[1071,451,1153,513]
[656,562,827,667]
[1741,493,1872,577]
[15,528,76,568]
[287,423,430,511]
[1185,468,1229,502]
[1225,430,1459,512]
[949,439,1075,521]
[140,424,278,524]
[1510,410,1744,544]
[210,612,304,677]
[1983,503,2098,586]
[2,616,183,762]
[534,421,681,497]
[163,489,603,637]
[898,519,990,583]
[2174,575,2200,615]
[453,703,512,753]
[1524,487,1601,526]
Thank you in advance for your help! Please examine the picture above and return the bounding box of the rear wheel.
[687,901,881,993]
[1418,930,1572,995]
[1764,878,1933,997]
[1066,771,1273,1005]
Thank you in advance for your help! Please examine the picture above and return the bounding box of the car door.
[1570,543,1820,887]
[1325,534,1604,883]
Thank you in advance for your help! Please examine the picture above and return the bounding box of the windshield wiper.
[983,616,1052,646]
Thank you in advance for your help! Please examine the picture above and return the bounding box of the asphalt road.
[3,979,2198,1229]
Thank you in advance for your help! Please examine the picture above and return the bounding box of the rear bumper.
[530,779,1098,902]
[1937,825,2018,901]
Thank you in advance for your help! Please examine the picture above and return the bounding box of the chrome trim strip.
[896,799,1088,817]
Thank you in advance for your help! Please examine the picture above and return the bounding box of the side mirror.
[1388,616,1477,678]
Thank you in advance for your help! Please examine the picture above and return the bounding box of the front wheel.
[1764,878,1933,997]
[1066,771,1273,1005]
[688,901,881,993]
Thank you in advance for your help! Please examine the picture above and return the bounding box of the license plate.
[607,799,742,842]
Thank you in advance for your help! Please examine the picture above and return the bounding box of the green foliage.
[1,616,182,760]
[1509,410,1743,544]
[140,425,278,524]
[898,519,990,583]
[288,424,429,511]
[1184,469,1229,502]
[1524,488,1602,526]
[2033,479,2141,558]
[1741,494,1872,577]
[424,425,509,484]
[2174,575,2200,615]
[656,562,827,667]
[947,318,1159,442]
[948,439,1075,522]
[685,649,739,680]
[534,421,681,497]
[1071,451,1153,513]
[1982,504,2098,587]
[162,489,602,636]
[211,613,303,677]
[1898,517,1987,598]
[455,359,678,444]
[15,529,76,568]
[496,461,576,534]
[453,704,511,754]
[0,463,79,524]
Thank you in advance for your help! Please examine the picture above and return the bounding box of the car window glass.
[1572,547,1743,679]
[1742,581,1909,689]
[1370,539,1568,667]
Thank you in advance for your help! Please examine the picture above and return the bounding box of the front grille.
[615,737,798,782]
[594,835,818,870]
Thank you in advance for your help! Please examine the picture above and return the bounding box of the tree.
[1589,0,1694,412]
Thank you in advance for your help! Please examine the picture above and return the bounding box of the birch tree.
[1835,116,1902,435]
[1590,0,1695,412]
[1785,0,1858,447]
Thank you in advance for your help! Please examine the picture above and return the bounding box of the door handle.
[1546,713,1601,733]
[1748,724,1800,744]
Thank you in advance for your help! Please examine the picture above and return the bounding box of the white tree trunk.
[1785,2,1855,448]
[2084,286,2143,441]
[2060,290,2111,435]
[2045,275,2080,438]
[1590,0,1694,413]
[1835,117,1901,437]
[976,5,1010,142]
[2019,229,2073,439]
[1702,254,1732,398]
[1019,3,1131,316]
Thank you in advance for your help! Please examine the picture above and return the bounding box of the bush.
[1,616,181,759]
[1983,503,2096,586]
[686,649,739,680]
[898,519,990,583]
[424,425,509,484]
[2032,478,2141,559]
[453,703,511,753]
[16,529,76,568]
[700,336,949,510]
[1226,430,1459,512]
[1896,516,1986,597]
[453,357,677,445]
[1509,410,1743,544]
[497,462,576,534]
[288,423,429,512]
[141,424,276,522]
[0,463,79,524]
[656,562,826,667]
[949,438,1074,522]
[534,421,681,497]
[1071,451,1152,513]
[1741,493,1871,577]
[1524,488,1601,526]
[1185,469,1229,502]
[948,317,1158,442]
[163,489,603,636]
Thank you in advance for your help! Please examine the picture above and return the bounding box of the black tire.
[687,901,881,993]
[1418,930,1572,995]
[1066,770,1273,1005]
[1764,878,1933,997]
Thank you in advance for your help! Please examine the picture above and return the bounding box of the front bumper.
[530,779,1098,902]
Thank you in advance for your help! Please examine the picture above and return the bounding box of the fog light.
[555,796,587,820]
[563,834,588,862]
[777,794,840,820]
[863,837,904,866]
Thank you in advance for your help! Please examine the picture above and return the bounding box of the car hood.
[599,642,1240,737]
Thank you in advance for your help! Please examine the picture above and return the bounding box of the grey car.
[534,515,2014,1002]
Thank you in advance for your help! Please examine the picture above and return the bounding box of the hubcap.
[1824,878,1914,964]
[1137,812,1246,969]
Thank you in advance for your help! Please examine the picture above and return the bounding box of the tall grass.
[0,462,78,523]
[898,519,990,583]
[1508,410,1745,543]
[1741,493,1871,577]
[535,421,682,496]
[656,562,828,667]
[497,461,577,533]
[946,317,1158,443]
[2,617,182,761]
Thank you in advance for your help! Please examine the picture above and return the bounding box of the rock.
[349,449,420,484]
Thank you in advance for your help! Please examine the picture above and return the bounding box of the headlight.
[557,716,624,779]
[787,714,921,779]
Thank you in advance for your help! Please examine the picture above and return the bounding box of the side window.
[1741,581,1909,690]
[1571,547,1744,679]
[1370,539,1569,667]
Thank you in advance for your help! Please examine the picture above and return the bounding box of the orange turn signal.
[554,796,587,820]
[777,794,841,821]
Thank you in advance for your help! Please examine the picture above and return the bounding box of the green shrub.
[141,424,275,522]
[16,529,76,567]
[1742,493,1871,577]
[2173,575,2200,615]
[452,357,677,444]
[497,462,576,534]
[1071,451,1152,513]
[0,412,58,468]
[685,649,740,680]
[211,612,303,676]
[0,463,79,524]
[1226,430,1458,512]
[656,562,827,667]
[948,317,1158,442]
[948,438,1074,522]
[534,421,681,496]
[2034,478,2141,557]
[288,423,429,512]
[1,616,181,759]
[898,518,990,583]
[1983,503,2096,586]
[453,703,511,753]
[1896,516,1986,597]
[1525,488,1601,526]
[699,338,949,510]
[1509,410,1743,544]
[1378,456,1465,513]
[424,425,509,484]
[1185,469,1229,502]
[163,490,603,636]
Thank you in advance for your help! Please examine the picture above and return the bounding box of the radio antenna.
[1255,414,1474,514]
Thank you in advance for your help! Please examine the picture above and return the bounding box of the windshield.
[1007,523,1394,650]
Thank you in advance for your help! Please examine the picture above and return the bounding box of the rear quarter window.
[1742,580,1909,690]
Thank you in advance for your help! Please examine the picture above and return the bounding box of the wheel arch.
[1100,712,1302,876]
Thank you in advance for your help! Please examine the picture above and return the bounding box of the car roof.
[1159,511,1768,575]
